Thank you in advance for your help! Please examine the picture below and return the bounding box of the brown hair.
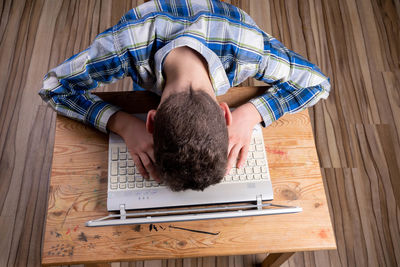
[153,89,228,191]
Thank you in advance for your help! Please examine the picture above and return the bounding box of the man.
[39,0,330,191]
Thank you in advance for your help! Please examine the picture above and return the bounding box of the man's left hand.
[226,103,262,174]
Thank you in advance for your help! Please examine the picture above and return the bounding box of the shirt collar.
[152,36,231,96]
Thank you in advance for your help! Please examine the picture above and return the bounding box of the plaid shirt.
[39,0,330,133]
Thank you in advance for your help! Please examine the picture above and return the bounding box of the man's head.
[146,88,231,191]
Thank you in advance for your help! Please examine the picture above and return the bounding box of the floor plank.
[0,0,399,266]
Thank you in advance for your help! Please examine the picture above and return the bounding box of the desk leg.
[261,252,295,267]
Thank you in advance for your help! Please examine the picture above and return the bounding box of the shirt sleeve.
[38,25,127,133]
[250,33,331,127]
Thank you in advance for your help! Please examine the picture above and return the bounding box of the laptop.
[85,114,301,226]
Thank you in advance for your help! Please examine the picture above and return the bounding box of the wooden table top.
[42,88,336,266]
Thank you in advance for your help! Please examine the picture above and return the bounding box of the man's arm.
[39,22,158,179]
[226,33,330,172]
[250,33,331,127]
[38,25,125,133]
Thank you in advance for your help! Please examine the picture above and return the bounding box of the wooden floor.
[0,0,399,266]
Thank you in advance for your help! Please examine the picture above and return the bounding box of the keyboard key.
[119,161,127,168]
[127,160,134,167]
[119,147,126,153]
[111,162,118,175]
[247,174,254,180]
[240,175,246,181]
[248,159,256,166]
[119,153,127,160]
[254,174,261,180]
[237,168,244,175]
[256,159,264,166]
[110,176,118,183]
[111,148,118,160]
[135,175,143,182]
[253,166,261,173]
[127,153,132,160]
[119,168,126,175]
[225,175,232,181]
[233,175,239,181]
[245,167,253,174]
[119,183,126,189]
[128,182,135,188]
[110,184,117,190]
[261,166,268,173]
[261,174,268,180]
[255,138,262,144]
[256,145,264,151]
[136,182,143,188]
[253,152,264,159]
[152,181,159,187]
[127,175,135,182]
[127,167,135,175]
[249,145,255,152]
[119,175,126,183]
[145,181,152,187]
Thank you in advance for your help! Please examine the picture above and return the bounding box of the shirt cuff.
[84,101,122,133]
[249,97,277,128]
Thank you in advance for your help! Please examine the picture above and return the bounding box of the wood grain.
[262,253,295,267]
[0,0,399,266]
[41,106,334,266]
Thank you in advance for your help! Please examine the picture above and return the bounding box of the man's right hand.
[107,111,160,182]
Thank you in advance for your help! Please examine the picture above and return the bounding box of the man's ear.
[219,102,232,126]
[146,109,157,134]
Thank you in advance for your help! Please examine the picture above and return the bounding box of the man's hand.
[226,103,262,174]
[107,111,160,182]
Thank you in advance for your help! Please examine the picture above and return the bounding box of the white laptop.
[86,114,301,226]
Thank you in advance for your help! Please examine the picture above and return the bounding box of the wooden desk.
[42,87,336,266]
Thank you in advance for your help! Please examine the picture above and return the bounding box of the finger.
[132,154,149,179]
[226,144,241,175]
[228,139,235,156]
[236,144,249,168]
[139,153,160,182]
[144,152,162,183]
[146,155,162,183]
[147,149,156,164]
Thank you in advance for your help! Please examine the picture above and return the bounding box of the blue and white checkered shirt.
[39,0,330,133]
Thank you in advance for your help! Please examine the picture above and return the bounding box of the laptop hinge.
[120,204,126,220]
[86,202,303,227]
[256,195,262,210]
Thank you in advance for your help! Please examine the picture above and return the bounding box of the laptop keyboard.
[224,135,270,182]
[108,129,270,191]
[109,147,165,190]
